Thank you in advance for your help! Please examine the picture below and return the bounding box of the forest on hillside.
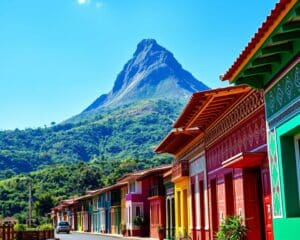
[0,99,180,221]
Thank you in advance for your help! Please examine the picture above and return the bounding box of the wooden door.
[225,173,234,216]
[191,183,196,240]
[244,169,264,240]
[183,189,188,232]
[199,180,205,240]
[261,167,273,240]
[210,179,218,237]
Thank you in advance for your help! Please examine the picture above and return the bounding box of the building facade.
[117,165,171,237]
[163,170,175,240]
[221,0,300,239]
[156,86,273,240]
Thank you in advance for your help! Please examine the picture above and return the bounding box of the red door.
[210,179,218,238]
[261,167,274,240]
[191,183,197,240]
[225,173,234,216]
[243,169,263,240]
[199,180,205,240]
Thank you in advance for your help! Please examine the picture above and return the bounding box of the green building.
[221,0,300,239]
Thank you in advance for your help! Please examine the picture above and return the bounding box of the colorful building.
[117,165,171,237]
[51,197,80,231]
[173,161,190,238]
[156,143,193,238]
[163,170,175,240]
[91,194,100,233]
[120,184,128,231]
[145,168,168,239]
[87,183,124,234]
[110,188,122,234]
[156,86,273,240]
[221,0,300,239]
[76,194,93,232]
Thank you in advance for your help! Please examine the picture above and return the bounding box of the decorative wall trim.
[206,109,266,171]
[267,128,283,218]
[265,60,300,120]
[268,99,300,128]
[205,90,264,148]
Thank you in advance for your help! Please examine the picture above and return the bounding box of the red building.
[155,86,273,240]
[117,165,171,237]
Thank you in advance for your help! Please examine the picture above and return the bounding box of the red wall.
[206,108,272,240]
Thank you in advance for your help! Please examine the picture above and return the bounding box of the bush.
[38,223,53,230]
[216,215,247,240]
[14,223,26,232]
[133,216,145,226]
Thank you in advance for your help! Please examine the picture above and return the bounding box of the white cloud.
[77,0,90,5]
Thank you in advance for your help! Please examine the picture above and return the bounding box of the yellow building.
[120,184,128,227]
[173,168,190,238]
[155,131,196,238]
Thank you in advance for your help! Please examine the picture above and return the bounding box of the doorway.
[199,180,205,240]
[210,179,218,236]
[244,168,265,240]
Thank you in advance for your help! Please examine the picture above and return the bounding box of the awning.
[173,86,251,129]
[222,152,266,168]
[154,129,200,155]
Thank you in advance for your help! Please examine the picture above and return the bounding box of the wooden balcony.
[171,160,189,181]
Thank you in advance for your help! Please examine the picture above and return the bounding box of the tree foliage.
[0,99,183,221]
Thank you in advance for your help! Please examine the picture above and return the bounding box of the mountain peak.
[134,39,162,55]
[83,39,209,113]
[137,38,158,48]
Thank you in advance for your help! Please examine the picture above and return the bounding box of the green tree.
[34,193,55,217]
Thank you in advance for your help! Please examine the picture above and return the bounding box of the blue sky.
[0,0,276,130]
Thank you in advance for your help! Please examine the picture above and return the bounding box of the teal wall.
[276,114,300,217]
[273,107,300,239]
[274,218,300,240]
[265,61,300,240]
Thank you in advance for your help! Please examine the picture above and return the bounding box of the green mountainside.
[0,99,182,179]
[0,99,182,221]
[0,39,209,221]
[0,159,146,222]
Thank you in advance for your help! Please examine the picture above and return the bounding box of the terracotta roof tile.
[221,0,294,81]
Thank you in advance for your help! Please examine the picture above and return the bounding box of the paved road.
[55,232,124,240]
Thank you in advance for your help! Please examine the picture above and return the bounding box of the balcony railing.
[171,160,189,181]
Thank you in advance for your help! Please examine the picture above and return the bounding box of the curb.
[73,231,157,240]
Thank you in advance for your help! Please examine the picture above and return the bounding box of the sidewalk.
[74,231,157,240]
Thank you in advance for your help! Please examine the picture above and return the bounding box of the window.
[295,135,300,203]
[129,182,136,193]
[136,206,140,217]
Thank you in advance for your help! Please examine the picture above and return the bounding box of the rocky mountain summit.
[83,39,208,112]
